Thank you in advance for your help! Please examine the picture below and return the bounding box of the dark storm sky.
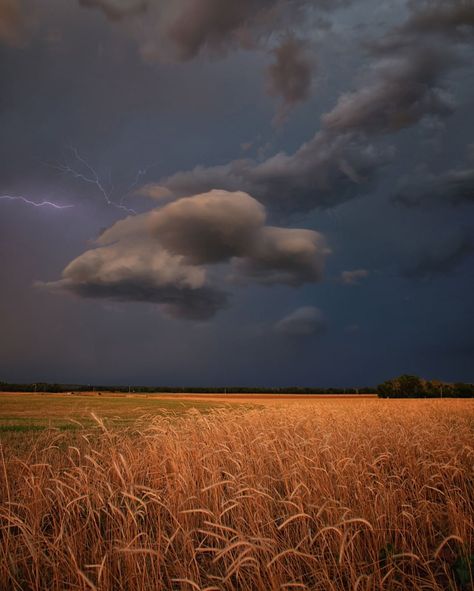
[0,0,473,387]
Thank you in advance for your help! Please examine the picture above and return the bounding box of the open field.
[1,397,473,590]
[0,392,242,433]
[0,392,376,433]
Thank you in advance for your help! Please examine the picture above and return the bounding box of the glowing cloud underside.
[41,190,330,320]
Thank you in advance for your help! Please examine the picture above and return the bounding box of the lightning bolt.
[0,195,74,209]
[55,147,157,215]
[119,161,160,206]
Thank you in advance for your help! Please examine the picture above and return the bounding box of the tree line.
[377,375,474,398]
[1,377,472,397]
[0,382,376,395]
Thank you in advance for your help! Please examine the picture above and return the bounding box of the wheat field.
[1,399,473,590]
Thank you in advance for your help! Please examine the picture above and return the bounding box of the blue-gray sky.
[1,0,473,387]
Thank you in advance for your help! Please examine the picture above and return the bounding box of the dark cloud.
[235,226,329,286]
[166,0,275,61]
[340,269,369,285]
[41,234,223,320]
[266,37,314,123]
[153,5,472,216]
[404,1,474,40]
[402,236,473,279]
[160,131,393,214]
[322,47,456,135]
[78,0,351,62]
[274,306,326,336]
[149,189,266,264]
[394,166,474,207]
[42,190,329,319]
[78,0,148,20]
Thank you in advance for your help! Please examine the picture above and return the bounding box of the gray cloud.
[394,166,474,207]
[149,189,266,264]
[403,1,474,40]
[322,47,456,135]
[166,0,276,61]
[274,306,326,336]
[161,131,393,214]
[79,0,148,20]
[266,37,314,123]
[154,4,472,215]
[43,190,329,319]
[235,226,329,286]
[42,232,224,320]
[78,0,350,62]
[340,269,369,285]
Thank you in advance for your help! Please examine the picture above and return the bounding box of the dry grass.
[1,399,473,590]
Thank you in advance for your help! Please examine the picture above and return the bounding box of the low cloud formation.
[161,131,393,214]
[267,37,314,124]
[394,166,474,207]
[322,47,455,135]
[274,306,326,336]
[235,226,328,286]
[150,190,266,264]
[43,190,329,319]
[340,269,369,285]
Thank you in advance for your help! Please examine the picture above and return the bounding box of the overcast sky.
[1,0,473,387]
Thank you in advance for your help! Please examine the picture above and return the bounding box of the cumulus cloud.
[274,306,326,336]
[394,166,474,207]
[150,190,266,264]
[236,226,329,285]
[266,37,314,123]
[340,269,369,285]
[43,190,329,319]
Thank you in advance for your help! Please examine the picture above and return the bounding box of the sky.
[0,0,473,388]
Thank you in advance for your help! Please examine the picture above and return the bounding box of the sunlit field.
[1,396,473,590]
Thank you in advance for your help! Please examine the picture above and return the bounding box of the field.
[0,394,473,590]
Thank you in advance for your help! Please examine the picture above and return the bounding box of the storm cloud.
[160,131,392,214]
[266,37,314,123]
[151,1,472,216]
[78,0,350,62]
[79,0,148,20]
[401,1,474,41]
[322,47,455,135]
[43,190,329,319]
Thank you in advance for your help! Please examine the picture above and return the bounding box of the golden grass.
[1,399,473,590]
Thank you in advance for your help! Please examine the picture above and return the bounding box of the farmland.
[0,395,473,590]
